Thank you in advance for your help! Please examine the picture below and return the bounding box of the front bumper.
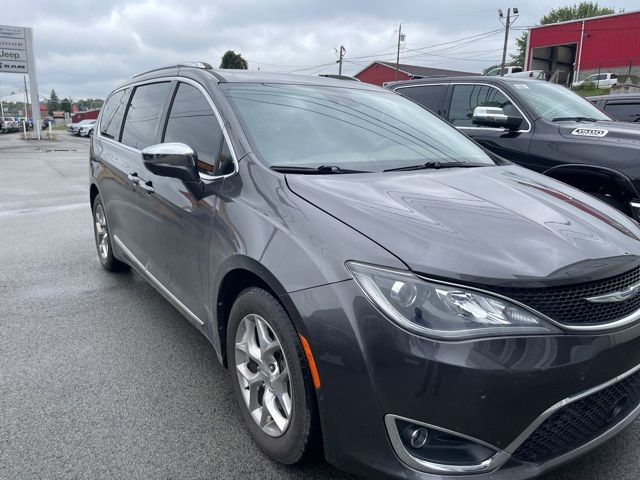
[288,280,640,480]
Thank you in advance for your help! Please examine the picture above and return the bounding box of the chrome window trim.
[386,361,640,475]
[384,414,510,474]
[416,273,640,333]
[393,81,532,133]
[112,235,205,327]
[96,75,239,182]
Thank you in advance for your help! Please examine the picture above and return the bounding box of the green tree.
[511,2,615,67]
[220,50,248,69]
[47,89,59,115]
[60,97,72,114]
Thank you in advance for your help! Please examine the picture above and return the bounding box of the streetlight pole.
[337,46,346,75]
[499,7,519,76]
[395,24,403,81]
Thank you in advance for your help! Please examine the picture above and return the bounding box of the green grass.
[572,87,610,98]
[51,124,67,131]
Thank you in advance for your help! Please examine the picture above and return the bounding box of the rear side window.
[99,88,129,139]
[396,85,447,114]
[121,82,172,150]
[604,102,640,122]
[163,83,224,175]
[448,84,522,127]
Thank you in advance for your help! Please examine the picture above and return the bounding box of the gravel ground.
[1,132,639,479]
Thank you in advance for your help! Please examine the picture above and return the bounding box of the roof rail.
[131,61,214,78]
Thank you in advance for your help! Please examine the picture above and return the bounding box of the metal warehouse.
[525,10,640,84]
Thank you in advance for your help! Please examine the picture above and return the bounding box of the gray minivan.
[90,62,640,480]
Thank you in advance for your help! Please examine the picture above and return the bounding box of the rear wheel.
[227,287,319,465]
[92,194,129,272]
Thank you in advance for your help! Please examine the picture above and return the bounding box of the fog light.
[409,426,429,449]
[396,418,497,465]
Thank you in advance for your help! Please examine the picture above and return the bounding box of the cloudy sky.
[0,0,637,103]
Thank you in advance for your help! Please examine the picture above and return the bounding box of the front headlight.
[346,261,561,339]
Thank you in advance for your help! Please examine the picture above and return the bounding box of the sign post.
[0,25,41,139]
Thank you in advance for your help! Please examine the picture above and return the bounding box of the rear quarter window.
[396,84,447,114]
[99,88,129,139]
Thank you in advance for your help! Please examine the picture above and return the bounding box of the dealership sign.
[0,24,42,138]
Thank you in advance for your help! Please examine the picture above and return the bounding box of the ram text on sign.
[0,59,27,73]
[0,49,26,61]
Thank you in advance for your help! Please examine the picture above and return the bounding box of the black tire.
[92,194,129,272]
[226,287,319,465]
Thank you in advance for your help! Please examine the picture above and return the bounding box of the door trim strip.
[113,235,205,326]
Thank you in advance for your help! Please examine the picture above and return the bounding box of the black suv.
[91,62,640,480]
[387,76,640,219]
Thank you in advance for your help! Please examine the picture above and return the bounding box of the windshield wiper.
[383,161,489,172]
[270,165,369,174]
[551,116,599,122]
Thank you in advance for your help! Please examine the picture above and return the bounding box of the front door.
[142,80,228,323]
[446,83,534,167]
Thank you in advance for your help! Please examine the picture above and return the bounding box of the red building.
[525,10,640,84]
[354,61,475,86]
[71,109,100,123]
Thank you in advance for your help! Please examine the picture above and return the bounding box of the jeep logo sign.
[0,49,26,61]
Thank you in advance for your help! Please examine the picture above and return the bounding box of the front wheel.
[92,194,129,272]
[227,287,319,465]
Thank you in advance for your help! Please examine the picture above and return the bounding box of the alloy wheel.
[235,313,293,437]
[94,204,109,260]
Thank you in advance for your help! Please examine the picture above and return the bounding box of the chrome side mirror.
[472,106,523,131]
[142,143,200,182]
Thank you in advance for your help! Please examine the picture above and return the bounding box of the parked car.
[2,116,18,133]
[67,118,95,135]
[589,93,640,123]
[485,65,523,76]
[509,69,550,80]
[78,120,96,137]
[572,72,618,88]
[41,117,53,130]
[387,76,640,219]
[91,63,640,480]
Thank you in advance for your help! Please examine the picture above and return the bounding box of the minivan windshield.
[512,81,610,122]
[223,84,496,172]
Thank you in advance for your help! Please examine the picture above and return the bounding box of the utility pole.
[337,45,346,75]
[395,24,403,81]
[23,76,30,120]
[499,7,519,76]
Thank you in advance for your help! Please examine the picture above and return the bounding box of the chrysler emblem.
[586,281,640,303]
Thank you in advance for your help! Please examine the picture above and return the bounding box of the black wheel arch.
[543,164,640,215]
[212,255,306,368]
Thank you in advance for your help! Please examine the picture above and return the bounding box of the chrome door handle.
[127,173,140,182]
[138,181,155,194]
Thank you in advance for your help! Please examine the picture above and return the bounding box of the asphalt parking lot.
[1,131,640,480]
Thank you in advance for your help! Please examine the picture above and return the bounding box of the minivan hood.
[287,165,640,287]
[557,120,640,146]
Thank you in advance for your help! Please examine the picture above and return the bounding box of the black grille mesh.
[512,369,640,463]
[491,267,640,325]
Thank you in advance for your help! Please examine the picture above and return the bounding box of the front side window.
[604,102,640,122]
[121,82,171,150]
[224,84,496,171]
[163,83,224,175]
[99,88,129,139]
[513,81,610,122]
[448,84,523,127]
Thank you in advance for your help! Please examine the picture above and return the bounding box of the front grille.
[512,368,640,463]
[491,267,640,325]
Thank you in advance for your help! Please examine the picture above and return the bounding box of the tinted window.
[225,84,496,171]
[121,82,171,150]
[99,88,129,139]
[397,85,447,114]
[448,84,522,127]
[163,83,224,175]
[604,102,640,122]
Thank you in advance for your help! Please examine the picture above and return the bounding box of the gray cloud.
[0,0,636,102]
